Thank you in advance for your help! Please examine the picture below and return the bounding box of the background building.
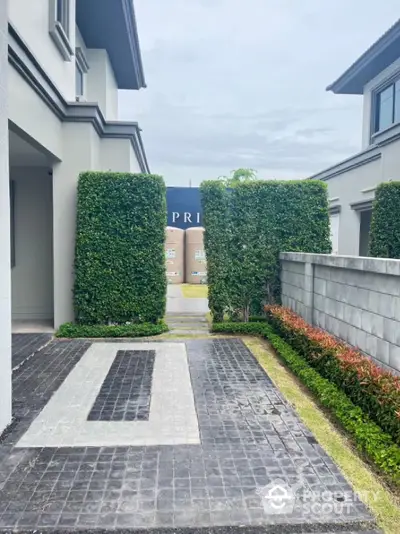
[310,20,400,256]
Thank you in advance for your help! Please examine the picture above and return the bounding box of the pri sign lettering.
[167,187,203,230]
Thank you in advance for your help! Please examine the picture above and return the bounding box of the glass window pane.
[378,85,394,131]
[76,64,84,97]
[56,0,63,23]
[395,80,400,123]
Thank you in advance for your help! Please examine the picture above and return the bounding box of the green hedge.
[266,306,400,445]
[370,181,400,258]
[212,321,400,485]
[56,321,168,338]
[200,181,231,322]
[74,172,167,325]
[201,180,331,320]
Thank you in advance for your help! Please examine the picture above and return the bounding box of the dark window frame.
[373,74,400,134]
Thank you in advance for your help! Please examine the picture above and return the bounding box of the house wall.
[362,57,400,148]
[0,0,11,434]
[53,124,141,327]
[86,49,119,120]
[11,169,53,321]
[9,0,76,101]
[324,157,381,256]
[281,252,400,374]
[8,67,63,160]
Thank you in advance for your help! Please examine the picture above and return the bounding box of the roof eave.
[326,19,400,95]
[122,0,146,90]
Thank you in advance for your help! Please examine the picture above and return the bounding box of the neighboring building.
[1,0,149,432]
[310,20,400,257]
[8,0,149,330]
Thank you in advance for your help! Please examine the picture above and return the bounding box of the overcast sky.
[119,1,399,186]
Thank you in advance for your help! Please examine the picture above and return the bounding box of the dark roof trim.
[308,147,381,182]
[350,199,374,212]
[329,205,341,215]
[8,23,150,173]
[76,0,146,90]
[327,19,400,95]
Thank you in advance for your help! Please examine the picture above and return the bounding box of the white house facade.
[310,20,400,257]
[1,0,150,434]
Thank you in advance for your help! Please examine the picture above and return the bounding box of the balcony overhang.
[76,0,146,90]
[327,19,400,95]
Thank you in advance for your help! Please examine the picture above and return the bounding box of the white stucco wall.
[11,168,54,321]
[9,0,76,101]
[86,49,119,120]
[53,124,141,327]
[0,0,11,434]
[325,157,381,256]
[9,67,63,160]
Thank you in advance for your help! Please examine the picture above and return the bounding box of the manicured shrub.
[74,172,167,325]
[201,180,331,321]
[56,321,168,338]
[265,305,400,445]
[370,181,400,258]
[212,320,400,485]
[200,181,231,321]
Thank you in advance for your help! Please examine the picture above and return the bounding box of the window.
[374,76,400,133]
[329,213,340,255]
[75,48,89,99]
[76,62,84,97]
[56,0,69,35]
[49,0,73,60]
[359,210,372,257]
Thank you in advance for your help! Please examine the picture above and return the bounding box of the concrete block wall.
[280,252,400,373]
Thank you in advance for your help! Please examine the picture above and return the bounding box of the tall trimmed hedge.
[200,182,230,321]
[370,181,400,258]
[74,172,167,324]
[201,180,331,320]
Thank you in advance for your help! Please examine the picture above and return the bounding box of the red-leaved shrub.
[265,305,400,444]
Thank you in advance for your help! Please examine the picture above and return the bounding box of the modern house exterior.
[1,0,149,433]
[310,20,400,257]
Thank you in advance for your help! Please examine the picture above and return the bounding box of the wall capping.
[8,22,150,173]
[280,252,400,276]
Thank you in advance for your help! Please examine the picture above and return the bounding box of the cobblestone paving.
[11,333,53,371]
[88,350,155,422]
[0,338,378,532]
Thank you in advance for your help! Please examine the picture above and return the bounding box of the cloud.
[119,0,400,185]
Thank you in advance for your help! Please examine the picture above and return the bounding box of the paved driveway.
[0,338,378,532]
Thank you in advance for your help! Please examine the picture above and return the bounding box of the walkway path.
[0,335,379,532]
[166,284,209,335]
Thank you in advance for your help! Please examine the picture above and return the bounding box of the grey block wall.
[281,252,400,373]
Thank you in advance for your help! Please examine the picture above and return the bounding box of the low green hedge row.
[212,321,400,485]
[266,306,400,445]
[56,322,168,338]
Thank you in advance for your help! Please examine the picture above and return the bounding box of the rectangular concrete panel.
[16,342,200,447]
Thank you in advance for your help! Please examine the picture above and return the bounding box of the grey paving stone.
[0,338,377,532]
[12,333,52,371]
